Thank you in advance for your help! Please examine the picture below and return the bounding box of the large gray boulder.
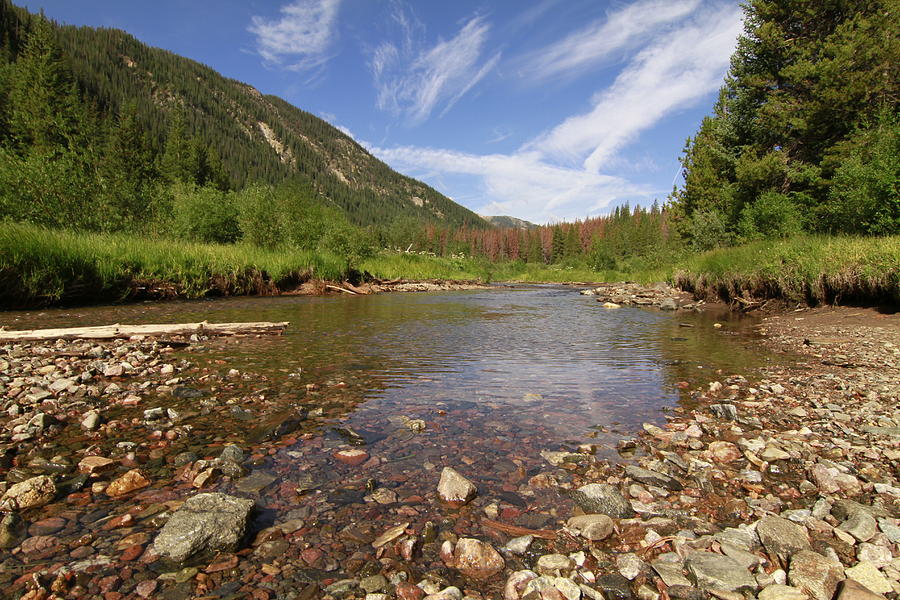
[152,492,254,563]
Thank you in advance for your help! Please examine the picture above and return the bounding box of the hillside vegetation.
[0,0,486,240]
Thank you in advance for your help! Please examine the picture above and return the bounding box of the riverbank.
[2,222,897,310]
[0,299,898,599]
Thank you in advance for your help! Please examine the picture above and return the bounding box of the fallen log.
[325,284,358,295]
[0,320,289,342]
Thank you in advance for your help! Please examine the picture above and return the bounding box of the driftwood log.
[0,321,289,342]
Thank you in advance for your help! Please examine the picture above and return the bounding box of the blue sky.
[20,0,744,224]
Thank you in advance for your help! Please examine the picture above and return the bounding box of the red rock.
[102,514,134,530]
[98,576,120,593]
[135,580,157,598]
[300,547,323,566]
[28,516,66,536]
[120,543,144,561]
[69,545,94,559]
[103,593,123,600]
[396,582,426,600]
[78,456,117,476]
[20,535,59,554]
[66,491,93,506]
[333,449,369,466]
[105,470,151,497]
[205,555,239,573]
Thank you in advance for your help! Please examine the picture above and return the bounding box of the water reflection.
[3,286,767,462]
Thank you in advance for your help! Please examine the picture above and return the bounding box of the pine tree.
[7,13,77,153]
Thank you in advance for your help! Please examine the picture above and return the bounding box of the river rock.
[617,553,648,580]
[837,579,888,600]
[78,456,116,476]
[0,475,56,511]
[81,410,101,430]
[334,448,369,466]
[536,553,575,575]
[839,511,878,542]
[595,573,634,600]
[105,469,151,496]
[758,585,810,600]
[0,513,26,548]
[437,467,477,506]
[788,550,845,600]
[844,562,891,595]
[652,558,691,587]
[504,570,538,600]
[152,492,254,563]
[758,515,811,560]
[685,552,757,593]
[625,465,682,491]
[452,537,504,579]
[571,483,635,518]
[522,576,582,600]
[567,514,614,541]
[707,441,743,463]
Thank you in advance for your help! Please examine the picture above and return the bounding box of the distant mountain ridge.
[481,215,538,229]
[0,0,489,229]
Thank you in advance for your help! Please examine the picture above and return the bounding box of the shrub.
[170,182,240,244]
[588,238,618,271]
[737,192,804,240]
[685,209,732,251]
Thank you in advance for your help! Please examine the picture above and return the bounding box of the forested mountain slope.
[0,0,486,229]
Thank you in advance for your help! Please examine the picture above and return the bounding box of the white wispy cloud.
[529,4,743,171]
[371,11,500,124]
[369,2,742,223]
[521,0,701,82]
[249,0,342,71]
[371,145,652,224]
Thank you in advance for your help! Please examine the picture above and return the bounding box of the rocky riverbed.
[0,304,898,600]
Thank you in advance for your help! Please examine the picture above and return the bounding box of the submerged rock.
[570,483,635,518]
[452,537,505,579]
[152,492,254,563]
[437,467,477,506]
[567,514,614,541]
[0,475,56,511]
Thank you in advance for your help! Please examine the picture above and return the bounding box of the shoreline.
[0,302,898,599]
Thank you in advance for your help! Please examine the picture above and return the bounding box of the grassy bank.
[673,236,900,306]
[0,222,348,307]
[1,223,896,309]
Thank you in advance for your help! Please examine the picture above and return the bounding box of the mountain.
[481,215,538,229]
[0,1,489,230]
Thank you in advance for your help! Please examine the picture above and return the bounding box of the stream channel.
[1,285,779,597]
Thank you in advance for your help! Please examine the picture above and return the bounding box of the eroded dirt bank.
[0,303,898,600]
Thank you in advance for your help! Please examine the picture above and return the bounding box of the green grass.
[0,222,348,307]
[673,235,900,305]
[2,223,896,308]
